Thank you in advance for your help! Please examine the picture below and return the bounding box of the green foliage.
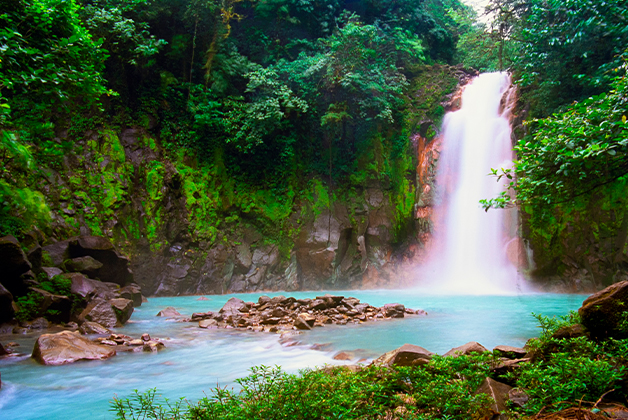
[0,0,109,110]
[113,361,494,420]
[483,67,628,235]
[38,274,73,296]
[488,0,628,117]
[15,293,44,323]
[15,274,81,322]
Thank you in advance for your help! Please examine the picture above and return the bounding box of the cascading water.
[420,72,524,294]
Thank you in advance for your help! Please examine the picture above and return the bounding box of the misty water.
[0,291,585,419]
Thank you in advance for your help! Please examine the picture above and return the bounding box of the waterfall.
[420,72,524,294]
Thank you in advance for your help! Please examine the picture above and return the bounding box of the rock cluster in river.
[184,294,425,332]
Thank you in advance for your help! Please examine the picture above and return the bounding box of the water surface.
[0,291,585,419]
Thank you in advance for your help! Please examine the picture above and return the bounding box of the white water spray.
[420,72,523,294]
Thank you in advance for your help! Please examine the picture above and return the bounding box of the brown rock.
[109,298,134,325]
[196,296,209,301]
[552,323,587,340]
[32,330,116,365]
[42,239,72,267]
[199,319,218,329]
[443,341,488,357]
[491,358,531,376]
[373,344,434,367]
[119,284,143,307]
[141,333,150,341]
[493,345,527,359]
[143,341,165,352]
[220,297,246,314]
[473,377,512,417]
[28,288,72,323]
[79,299,118,328]
[156,307,181,317]
[294,315,312,330]
[333,352,353,361]
[310,299,327,310]
[508,389,529,408]
[579,281,628,339]
[63,256,103,276]
[0,342,8,356]
[383,303,405,318]
[79,321,111,335]
[65,272,115,301]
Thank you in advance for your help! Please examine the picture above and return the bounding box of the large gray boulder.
[32,330,116,365]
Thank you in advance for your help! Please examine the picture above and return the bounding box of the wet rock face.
[32,330,116,365]
[579,280,628,339]
[135,183,404,296]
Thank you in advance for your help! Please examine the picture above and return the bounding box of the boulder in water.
[79,299,118,328]
[199,319,218,329]
[579,281,628,339]
[383,303,405,318]
[220,297,246,314]
[157,307,181,317]
[32,330,116,365]
[109,298,134,325]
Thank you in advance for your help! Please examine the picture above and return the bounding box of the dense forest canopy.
[1,0,627,281]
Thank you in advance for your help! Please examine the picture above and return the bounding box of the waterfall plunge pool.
[0,291,585,419]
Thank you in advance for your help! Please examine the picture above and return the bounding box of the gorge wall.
[28,65,475,296]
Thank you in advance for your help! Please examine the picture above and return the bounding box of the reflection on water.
[0,291,585,419]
